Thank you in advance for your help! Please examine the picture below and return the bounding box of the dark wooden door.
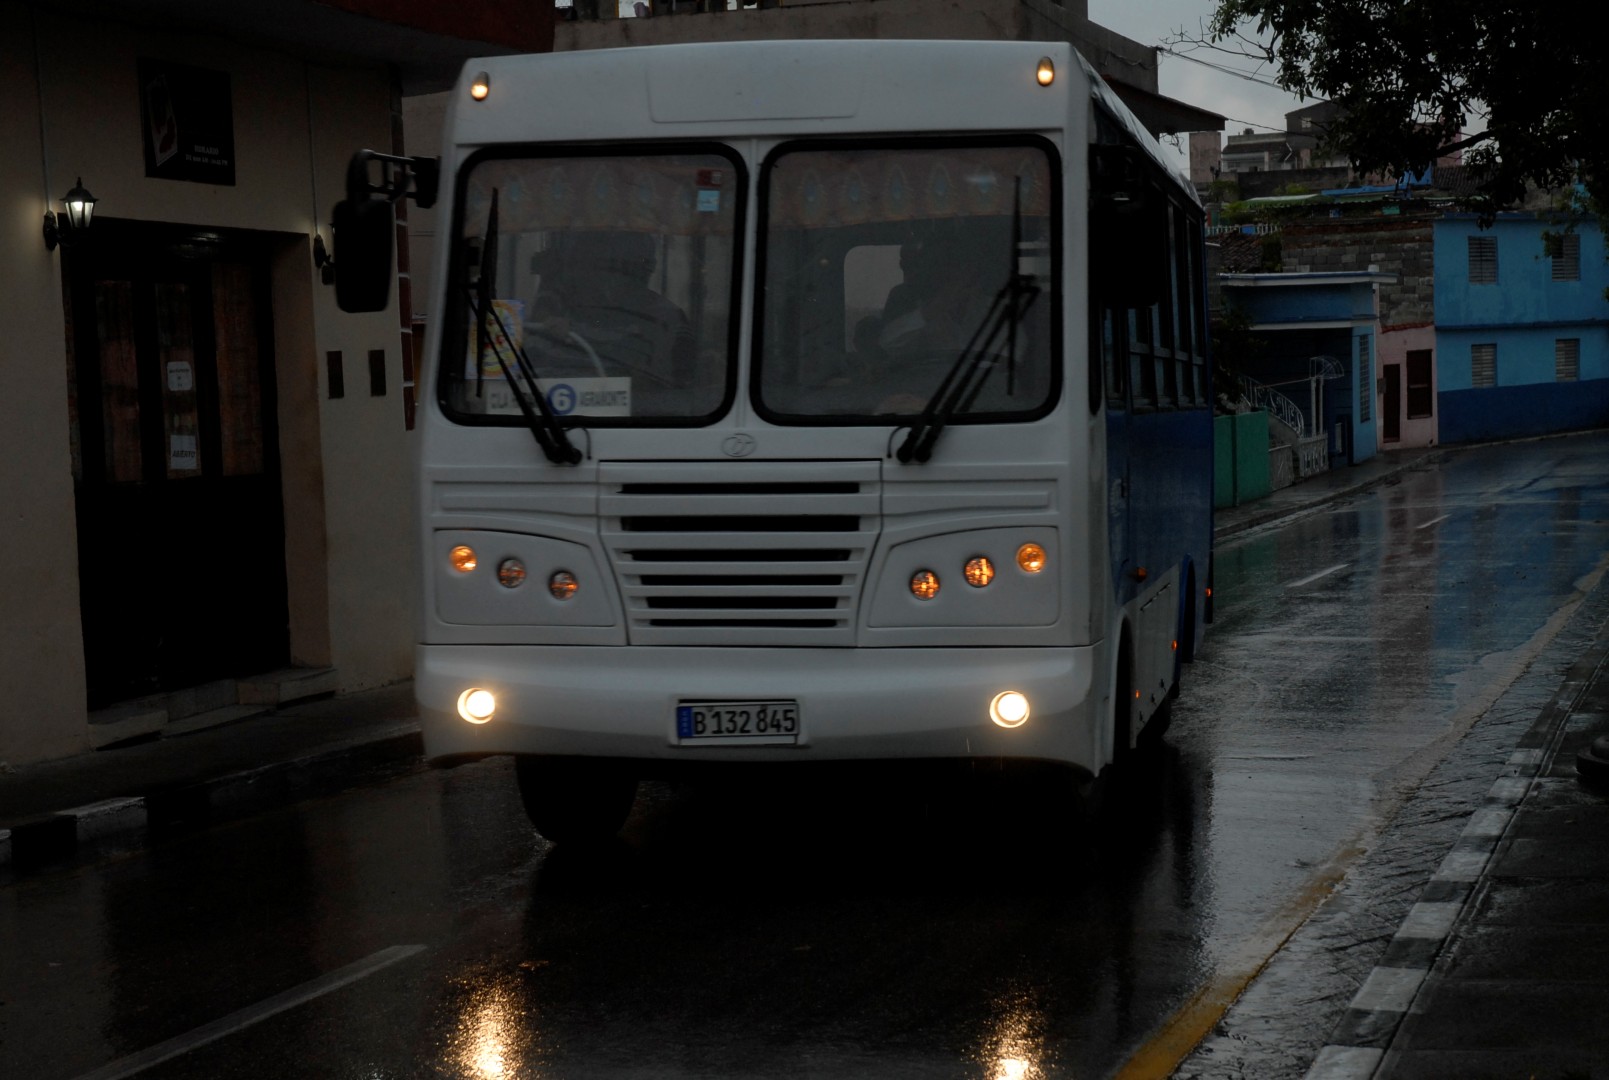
[65,222,288,708]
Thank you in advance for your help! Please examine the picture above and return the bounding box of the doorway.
[1383,363,1402,442]
[64,221,289,708]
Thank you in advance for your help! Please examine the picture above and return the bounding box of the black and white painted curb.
[0,724,422,871]
[1303,643,1608,1079]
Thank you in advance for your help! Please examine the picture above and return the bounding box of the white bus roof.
[445,39,1193,203]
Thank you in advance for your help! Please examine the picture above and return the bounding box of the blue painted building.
[1220,271,1395,466]
[1435,214,1609,443]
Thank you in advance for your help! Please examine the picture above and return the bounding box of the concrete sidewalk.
[1307,602,1609,1079]
[0,445,1442,873]
[1213,445,1444,540]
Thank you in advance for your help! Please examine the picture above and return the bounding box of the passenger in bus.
[556,231,695,387]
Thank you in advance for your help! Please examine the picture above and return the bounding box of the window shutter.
[1358,334,1372,421]
[1471,343,1497,388]
[1549,233,1581,281]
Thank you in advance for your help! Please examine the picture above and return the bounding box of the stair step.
[86,705,169,749]
[163,704,272,738]
[237,667,338,707]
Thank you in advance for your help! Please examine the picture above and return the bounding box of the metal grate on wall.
[1556,338,1581,382]
[1472,343,1497,388]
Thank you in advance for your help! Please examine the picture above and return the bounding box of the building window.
[1556,338,1581,381]
[1406,349,1433,418]
[1358,334,1372,421]
[1471,343,1497,388]
[1548,233,1581,281]
[1468,236,1498,284]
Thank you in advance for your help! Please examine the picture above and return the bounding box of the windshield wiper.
[896,181,1041,464]
[470,189,581,466]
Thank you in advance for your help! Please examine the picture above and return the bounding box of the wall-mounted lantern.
[43,177,98,251]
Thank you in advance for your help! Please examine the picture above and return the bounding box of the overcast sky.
[1087,0,1315,172]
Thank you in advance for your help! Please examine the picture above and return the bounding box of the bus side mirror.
[332,197,394,313]
[1090,145,1169,308]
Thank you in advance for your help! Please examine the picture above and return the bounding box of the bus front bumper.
[417,644,1102,773]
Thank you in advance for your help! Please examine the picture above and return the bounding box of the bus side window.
[1129,307,1156,410]
[1099,303,1123,412]
[1186,212,1208,407]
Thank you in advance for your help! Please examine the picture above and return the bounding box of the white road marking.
[1415,513,1451,530]
[68,944,426,1080]
[1284,563,1351,589]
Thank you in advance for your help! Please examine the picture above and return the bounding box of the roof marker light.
[1036,58,1055,87]
[470,72,491,101]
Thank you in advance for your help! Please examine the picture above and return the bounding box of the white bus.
[335,39,1214,843]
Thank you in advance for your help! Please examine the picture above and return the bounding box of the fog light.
[910,570,940,601]
[1016,543,1046,574]
[549,570,578,601]
[457,687,496,724]
[497,558,527,588]
[964,556,995,588]
[990,690,1030,728]
[451,545,478,573]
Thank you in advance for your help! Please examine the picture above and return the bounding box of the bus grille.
[599,461,880,646]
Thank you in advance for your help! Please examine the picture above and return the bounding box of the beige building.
[0,0,547,765]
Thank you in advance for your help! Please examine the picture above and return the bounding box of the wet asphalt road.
[6,434,1609,1080]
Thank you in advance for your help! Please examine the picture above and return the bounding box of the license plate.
[676,701,800,745]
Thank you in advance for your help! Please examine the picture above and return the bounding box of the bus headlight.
[497,558,527,588]
[1016,543,1046,574]
[990,691,1030,728]
[450,545,478,573]
[457,688,496,724]
[549,570,579,601]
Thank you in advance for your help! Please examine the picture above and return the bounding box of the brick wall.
[1280,218,1435,329]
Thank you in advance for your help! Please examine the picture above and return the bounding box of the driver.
[559,231,695,387]
[877,235,985,354]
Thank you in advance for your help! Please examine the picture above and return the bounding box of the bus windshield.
[443,147,743,425]
[756,140,1058,423]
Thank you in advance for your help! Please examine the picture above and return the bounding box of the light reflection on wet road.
[5,435,1609,1080]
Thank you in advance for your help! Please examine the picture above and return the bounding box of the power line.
[1158,46,1290,91]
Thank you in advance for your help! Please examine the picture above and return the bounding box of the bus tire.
[1113,631,1134,768]
[514,755,638,845]
[1141,577,1195,749]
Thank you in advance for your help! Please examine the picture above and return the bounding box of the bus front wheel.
[514,755,638,845]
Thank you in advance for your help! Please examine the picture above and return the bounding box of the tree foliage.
[1177,0,1609,215]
